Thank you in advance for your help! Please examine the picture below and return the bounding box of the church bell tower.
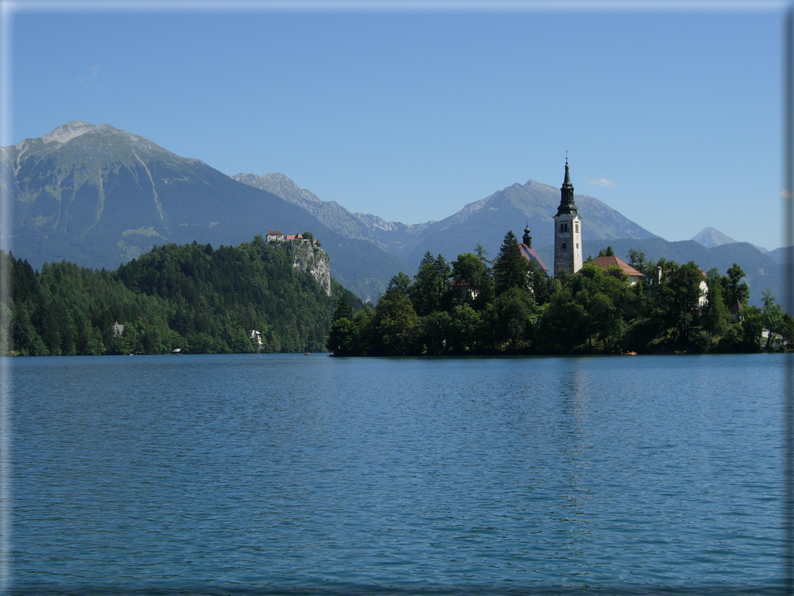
[553,158,582,277]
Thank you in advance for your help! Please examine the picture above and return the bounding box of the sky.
[3,0,789,250]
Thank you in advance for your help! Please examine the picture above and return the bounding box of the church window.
[575,223,579,233]
[561,242,567,250]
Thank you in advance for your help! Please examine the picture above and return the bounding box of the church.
[517,158,583,278]
[553,158,583,277]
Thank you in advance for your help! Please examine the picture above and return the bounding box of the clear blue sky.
[4,1,788,249]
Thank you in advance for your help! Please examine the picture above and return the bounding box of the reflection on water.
[10,353,787,595]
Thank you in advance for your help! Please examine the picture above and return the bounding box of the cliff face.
[280,240,331,296]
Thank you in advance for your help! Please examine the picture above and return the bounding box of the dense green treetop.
[328,231,787,357]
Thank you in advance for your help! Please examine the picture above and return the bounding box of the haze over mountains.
[2,121,783,305]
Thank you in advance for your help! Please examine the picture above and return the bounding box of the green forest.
[328,231,793,357]
[3,236,362,356]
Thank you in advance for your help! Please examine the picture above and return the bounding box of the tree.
[701,268,731,350]
[328,317,358,355]
[409,252,450,316]
[526,259,551,305]
[451,252,490,307]
[565,263,632,351]
[651,261,705,345]
[371,291,419,356]
[385,272,412,297]
[332,294,354,322]
[537,289,589,353]
[419,311,452,355]
[489,286,540,350]
[598,246,615,257]
[723,263,750,310]
[626,249,650,275]
[449,304,481,353]
[493,231,529,294]
[761,291,785,351]
[328,295,357,355]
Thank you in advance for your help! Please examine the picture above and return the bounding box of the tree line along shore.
[1,231,789,358]
[328,231,792,357]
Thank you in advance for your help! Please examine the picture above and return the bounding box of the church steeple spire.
[552,156,582,277]
[523,224,532,248]
[556,156,578,217]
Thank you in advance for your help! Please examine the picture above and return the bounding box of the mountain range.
[2,121,784,306]
[1,122,408,300]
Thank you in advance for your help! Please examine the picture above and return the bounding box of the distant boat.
[304,351,312,356]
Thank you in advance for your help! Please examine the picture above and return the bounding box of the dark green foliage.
[700,268,731,351]
[761,291,785,351]
[409,252,451,317]
[327,232,786,356]
[450,251,493,309]
[626,249,650,275]
[723,263,751,310]
[598,246,616,257]
[385,272,412,297]
[328,294,357,355]
[489,287,541,350]
[493,231,529,295]
[370,288,419,356]
[3,238,361,356]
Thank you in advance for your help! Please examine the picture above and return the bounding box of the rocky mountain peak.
[692,227,737,248]
[41,121,96,144]
[232,172,323,206]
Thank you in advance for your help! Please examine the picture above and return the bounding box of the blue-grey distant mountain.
[231,172,432,259]
[1,121,408,301]
[692,227,737,248]
[234,174,658,266]
[766,246,792,264]
[401,179,659,266]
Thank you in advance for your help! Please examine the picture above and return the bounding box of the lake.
[8,353,789,595]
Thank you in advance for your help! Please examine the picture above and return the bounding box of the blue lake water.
[8,353,789,595]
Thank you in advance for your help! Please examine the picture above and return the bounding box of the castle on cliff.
[265,229,330,296]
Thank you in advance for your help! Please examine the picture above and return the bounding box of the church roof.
[589,256,643,278]
[519,243,548,272]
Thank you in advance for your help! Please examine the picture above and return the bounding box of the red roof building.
[588,255,644,284]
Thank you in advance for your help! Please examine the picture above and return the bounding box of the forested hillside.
[4,237,362,356]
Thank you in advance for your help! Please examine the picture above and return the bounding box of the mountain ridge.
[4,121,781,306]
[3,121,410,301]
